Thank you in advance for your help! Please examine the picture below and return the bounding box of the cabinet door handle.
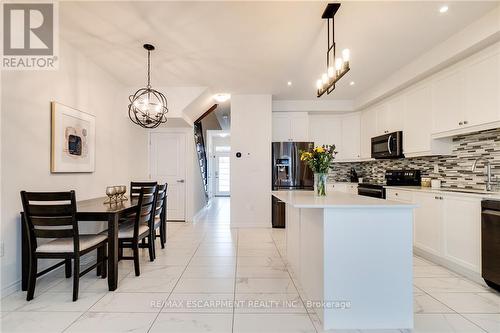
[464,120,468,125]
[459,122,463,126]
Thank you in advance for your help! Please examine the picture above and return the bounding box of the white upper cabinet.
[404,84,433,155]
[360,109,377,159]
[340,113,360,160]
[432,43,500,136]
[463,48,500,127]
[376,97,404,135]
[308,113,360,161]
[272,112,309,142]
[290,113,309,141]
[432,69,465,133]
[272,113,291,142]
[308,115,341,148]
[374,104,390,135]
[386,96,405,133]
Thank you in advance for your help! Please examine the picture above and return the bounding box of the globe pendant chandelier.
[128,44,168,128]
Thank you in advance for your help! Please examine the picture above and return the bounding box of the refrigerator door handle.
[292,144,298,187]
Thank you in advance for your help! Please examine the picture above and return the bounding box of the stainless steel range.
[358,170,421,199]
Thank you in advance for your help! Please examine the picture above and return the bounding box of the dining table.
[21,197,139,292]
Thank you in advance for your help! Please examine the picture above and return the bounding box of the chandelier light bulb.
[327,66,335,78]
[335,58,343,71]
[322,73,328,84]
[214,93,231,103]
[316,79,323,90]
[342,49,350,62]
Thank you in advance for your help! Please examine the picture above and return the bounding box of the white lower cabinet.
[413,192,444,257]
[442,196,481,272]
[328,183,358,194]
[386,189,413,203]
[398,190,482,274]
[329,183,347,193]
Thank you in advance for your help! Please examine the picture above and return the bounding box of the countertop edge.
[272,191,417,209]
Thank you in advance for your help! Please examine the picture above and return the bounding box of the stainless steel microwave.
[371,131,404,159]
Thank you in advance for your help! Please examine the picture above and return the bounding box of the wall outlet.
[434,164,439,174]
[0,241,4,257]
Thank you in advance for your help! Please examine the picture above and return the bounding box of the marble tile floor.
[1,197,499,333]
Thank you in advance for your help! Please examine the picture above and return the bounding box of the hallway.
[194,197,231,225]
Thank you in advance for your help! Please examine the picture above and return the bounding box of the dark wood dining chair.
[118,186,156,276]
[20,191,108,302]
[151,183,168,257]
[130,181,157,199]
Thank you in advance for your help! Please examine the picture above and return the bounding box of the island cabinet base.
[285,205,414,330]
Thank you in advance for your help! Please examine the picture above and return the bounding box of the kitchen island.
[272,190,416,330]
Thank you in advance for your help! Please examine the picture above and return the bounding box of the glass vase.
[314,173,328,197]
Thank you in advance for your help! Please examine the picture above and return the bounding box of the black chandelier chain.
[147,48,151,89]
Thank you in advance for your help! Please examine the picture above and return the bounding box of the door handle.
[387,135,392,155]
[177,179,185,183]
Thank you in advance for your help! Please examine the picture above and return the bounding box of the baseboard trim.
[1,253,96,299]
[191,207,206,223]
[414,247,485,286]
[230,222,271,228]
[1,279,21,298]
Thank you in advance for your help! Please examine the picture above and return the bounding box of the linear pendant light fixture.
[128,44,168,128]
[316,3,350,97]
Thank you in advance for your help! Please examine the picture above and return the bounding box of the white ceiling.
[60,1,498,100]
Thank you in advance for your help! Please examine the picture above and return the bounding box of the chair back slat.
[31,216,73,226]
[28,204,74,216]
[23,192,73,201]
[20,191,78,252]
[130,181,157,198]
[34,228,74,238]
[133,186,157,238]
[153,184,167,218]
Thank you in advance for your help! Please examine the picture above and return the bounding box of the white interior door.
[150,132,186,221]
[215,152,230,196]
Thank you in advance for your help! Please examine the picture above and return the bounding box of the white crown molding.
[272,99,354,113]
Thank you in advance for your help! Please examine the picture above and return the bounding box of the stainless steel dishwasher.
[481,200,500,291]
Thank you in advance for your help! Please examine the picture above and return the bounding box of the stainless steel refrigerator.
[272,142,314,228]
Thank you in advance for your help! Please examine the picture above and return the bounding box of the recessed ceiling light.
[287,81,292,86]
[213,93,231,103]
[349,81,355,86]
[439,5,449,13]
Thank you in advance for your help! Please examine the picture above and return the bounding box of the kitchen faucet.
[471,157,493,191]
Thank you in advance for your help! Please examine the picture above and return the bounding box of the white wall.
[230,95,272,227]
[0,40,148,295]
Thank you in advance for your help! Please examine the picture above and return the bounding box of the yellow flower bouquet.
[300,145,337,196]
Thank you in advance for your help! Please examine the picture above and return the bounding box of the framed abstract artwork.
[51,101,96,173]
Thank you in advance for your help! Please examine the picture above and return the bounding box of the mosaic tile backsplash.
[330,128,500,191]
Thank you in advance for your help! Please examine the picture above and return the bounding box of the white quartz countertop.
[271,190,416,209]
[385,186,500,200]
